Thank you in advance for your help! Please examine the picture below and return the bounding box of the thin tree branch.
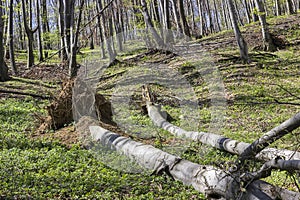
[241,158,300,184]
[239,112,300,164]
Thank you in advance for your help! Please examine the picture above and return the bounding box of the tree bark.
[21,0,38,68]
[254,0,276,52]
[36,0,44,62]
[86,122,300,199]
[227,0,249,62]
[8,0,17,75]
[177,0,191,38]
[197,0,204,35]
[164,0,174,44]
[145,102,300,161]
[140,0,165,48]
[69,0,85,78]
[239,112,300,163]
[171,0,183,34]
[275,0,282,16]
[0,0,9,82]
[58,0,67,61]
[41,0,51,50]
[286,0,296,14]
[243,0,252,23]
[96,0,106,59]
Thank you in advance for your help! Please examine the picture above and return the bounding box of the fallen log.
[146,102,300,161]
[239,112,300,163]
[82,116,300,199]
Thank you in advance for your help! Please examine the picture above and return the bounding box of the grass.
[0,98,204,199]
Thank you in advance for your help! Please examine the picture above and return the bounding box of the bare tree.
[58,0,67,61]
[177,0,191,38]
[41,0,51,51]
[227,0,249,62]
[140,0,165,47]
[254,0,276,51]
[36,0,44,62]
[69,0,85,78]
[21,0,38,68]
[8,0,17,75]
[0,0,9,81]
[275,0,282,16]
[286,0,296,14]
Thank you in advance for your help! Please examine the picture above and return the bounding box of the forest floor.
[0,14,300,199]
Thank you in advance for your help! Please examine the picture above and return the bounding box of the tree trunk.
[58,0,67,61]
[69,0,85,78]
[8,0,17,75]
[106,4,116,62]
[275,0,282,16]
[16,0,25,50]
[36,0,44,62]
[243,0,252,23]
[140,0,165,48]
[0,0,9,82]
[96,0,106,59]
[21,0,38,68]
[197,0,204,35]
[177,0,191,38]
[164,0,174,44]
[213,0,221,32]
[239,112,300,163]
[286,0,296,14]
[227,0,249,62]
[254,0,276,52]
[146,102,300,161]
[205,0,214,34]
[250,0,259,21]
[113,0,123,51]
[87,122,300,199]
[171,0,183,34]
[41,0,51,51]
[63,0,73,57]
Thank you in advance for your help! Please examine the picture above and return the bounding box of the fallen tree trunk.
[239,112,300,163]
[146,102,300,161]
[82,116,300,199]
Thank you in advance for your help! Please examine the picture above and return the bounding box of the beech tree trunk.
[36,0,44,62]
[8,0,17,75]
[0,0,9,82]
[41,0,51,51]
[275,0,282,16]
[146,102,300,161]
[96,0,106,59]
[58,0,67,61]
[69,0,85,78]
[177,0,191,38]
[254,0,276,52]
[81,117,300,199]
[227,0,249,62]
[21,0,38,68]
[140,0,165,48]
[286,0,296,14]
